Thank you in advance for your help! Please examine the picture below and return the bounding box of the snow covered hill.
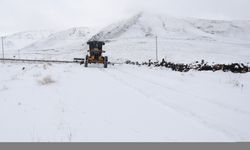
[23,27,95,51]
[3,12,250,63]
[91,12,250,41]
[91,12,250,63]
[19,27,96,60]
[3,27,96,60]
[4,30,55,56]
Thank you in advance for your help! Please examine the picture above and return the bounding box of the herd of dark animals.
[125,59,250,73]
[18,59,249,73]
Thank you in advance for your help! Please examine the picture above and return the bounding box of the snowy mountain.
[185,18,250,40]
[3,12,250,63]
[4,30,54,52]
[23,27,95,50]
[91,12,250,63]
[92,12,250,41]
[18,27,96,60]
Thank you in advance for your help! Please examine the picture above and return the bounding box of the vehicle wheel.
[85,55,89,67]
[80,61,84,65]
[104,56,108,68]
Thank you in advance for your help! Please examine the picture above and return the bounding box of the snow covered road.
[0,63,250,142]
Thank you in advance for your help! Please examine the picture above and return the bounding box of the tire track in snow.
[102,68,246,141]
[116,68,250,139]
[97,68,185,141]
[119,68,250,116]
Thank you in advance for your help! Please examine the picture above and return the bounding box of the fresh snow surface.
[0,62,250,142]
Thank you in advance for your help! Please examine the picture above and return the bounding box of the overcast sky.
[1,0,250,35]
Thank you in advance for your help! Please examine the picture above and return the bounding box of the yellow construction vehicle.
[84,41,108,68]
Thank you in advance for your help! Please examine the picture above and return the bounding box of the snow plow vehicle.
[84,41,108,68]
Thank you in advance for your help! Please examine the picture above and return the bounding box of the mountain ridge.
[3,12,250,62]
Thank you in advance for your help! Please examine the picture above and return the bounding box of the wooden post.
[156,36,158,62]
[1,36,5,63]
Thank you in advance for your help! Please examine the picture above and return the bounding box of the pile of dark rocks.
[125,59,250,73]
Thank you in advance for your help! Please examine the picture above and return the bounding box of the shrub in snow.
[0,85,8,91]
[38,76,55,85]
[231,80,244,88]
